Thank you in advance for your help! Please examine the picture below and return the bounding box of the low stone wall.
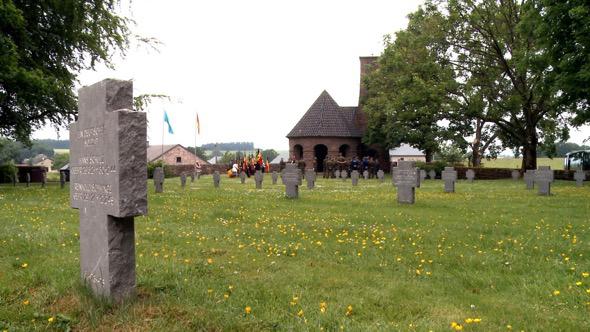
[455,167,587,181]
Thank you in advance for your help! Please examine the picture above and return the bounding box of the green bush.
[0,162,18,183]
[147,160,174,178]
[415,161,447,175]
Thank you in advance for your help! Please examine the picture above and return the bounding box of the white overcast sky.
[33,0,588,150]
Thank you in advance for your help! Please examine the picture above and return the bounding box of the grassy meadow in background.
[0,175,589,331]
[481,157,564,170]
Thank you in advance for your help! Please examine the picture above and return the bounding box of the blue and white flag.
[164,110,174,134]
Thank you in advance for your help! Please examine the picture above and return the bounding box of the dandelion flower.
[21,263,28,268]
[553,290,560,296]
[245,306,252,314]
[48,316,54,323]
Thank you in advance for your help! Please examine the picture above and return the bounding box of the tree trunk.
[425,150,433,162]
[521,128,538,170]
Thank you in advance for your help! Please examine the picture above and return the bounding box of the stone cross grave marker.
[377,170,385,182]
[363,170,369,180]
[272,171,278,184]
[282,163,302,198]
[465,169,475,183]
[441,167,457,193]
[334,170,341,178]
[305,170,316,189]
[524,170,535,189]
[511,170,520,181]
[190,172,195,182]
[60,172,66,189]
[240,171,246,184]
[12,171,17,187]
[392,161,420,204]
[534,166,553,195]
[213,171,220,188]
[196,171,201,180]
[69,79,147,302]
[255,170,263,189]
[428,170,436,180]
[41,170,46,188]
[341,170,348,180]
[420,169,427,182]
[180,173,187,188]
[153,167,164,193]
[351,170,359,186]
[26,172,30,187]
[574,170,585,187]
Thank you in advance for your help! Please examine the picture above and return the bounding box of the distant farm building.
[147,144,208,166]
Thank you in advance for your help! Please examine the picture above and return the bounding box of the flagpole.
[194,111,197,171]
[162,109,165,161]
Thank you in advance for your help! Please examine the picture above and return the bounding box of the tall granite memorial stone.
[180,173,187,188]
[441,167,457,193]
[574,170,585,187]
[70,79,147,302]
[255,170,263,189]
[153,167,164,193]
[282,163,302,198]
[534,166,553,195]
[305,170,316,189]
[351,170,359,186]
[213,171,221,188]
[524,170,535,189]
[465,169,475,183]
[392,161,420,204]
[272,171,278,185]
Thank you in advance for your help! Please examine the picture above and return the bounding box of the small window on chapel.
[176,157,182,163]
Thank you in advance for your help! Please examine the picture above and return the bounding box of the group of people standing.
[228,153,270,178]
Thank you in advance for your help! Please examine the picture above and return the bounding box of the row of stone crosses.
[67,79,586,304]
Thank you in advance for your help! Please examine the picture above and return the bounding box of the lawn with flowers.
[0,175,589,331]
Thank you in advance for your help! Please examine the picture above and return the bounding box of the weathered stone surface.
[420,169,427,182]
[363,170,369,180]
[465,169,475,182]
[305,170,316,189]
[574,170,585,187]
[351,170,359,186]
[282,163,302,198]
[511,170,520,181]
[392,161,420,204]
[255,170,263,189]
[272,171,278,184]
[70,79,147,302]
[441,167,457,193]
[213,171,220,188]
[534,166,553,195]
[428,170,436,180]
[153,167,164,193]
[524,170,535,189]
[240,171,246,184]
[60,172,66,189]
[377,170,385,182]
[180,173,187,188]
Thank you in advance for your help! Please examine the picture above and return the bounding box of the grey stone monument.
[341,170,348,180]
[574,169,585,187]
[272,171,278,184]
[334,170,341,178]
[351,170,359,186]
[377,170,385,182]
[255,170,263,189]
[392,161,420,204]
[41,170,46,188]
[213,171,220,188]
[428,170,436,180]
[26,173,30,187]
[524,169,535,189]
[60,172,66,189]
[180,173,187,188]
[153,167,164,193]
[420,169,427,182]
[196,171,201,180]
[465,169,475,183]
[282,163,302,198]
[441,167,457,193]
[534,166,553,195]
[305,170,316,189]
[70,79,147,302]
[240,171,246,184]
[511,170,520,181]
[363,170,369,180]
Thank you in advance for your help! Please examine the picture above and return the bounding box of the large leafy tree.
[0,1,132,143]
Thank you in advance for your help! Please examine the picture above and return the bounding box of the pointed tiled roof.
[287,91,363,138]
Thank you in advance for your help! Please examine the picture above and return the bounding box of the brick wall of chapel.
[160,146,199,165]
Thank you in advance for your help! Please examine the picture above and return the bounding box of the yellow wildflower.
[320,301,327,313]
[245,306,252,314]
[345,305,353,316]
[21,263,28,268]
[553,290,560,296]
[297,309,304,317]
[207,258,213,264]
[48,316,54,323]
[22,299,30,305]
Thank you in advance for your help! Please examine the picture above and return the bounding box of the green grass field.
[481,157,564,170]
[53,149,69,155]
[1,176,589,331]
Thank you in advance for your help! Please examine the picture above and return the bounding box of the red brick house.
[286,56,387,171]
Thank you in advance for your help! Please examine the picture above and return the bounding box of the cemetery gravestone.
[441,167,458,193]
[240,171,246,184]
[305,170,316,189]
[60,172,65,189]
[41,170,46,188]
[392,161,420,204]
[255,170,263,189]
[272,171,278,185]
[12,171,17,187]
[190,172,195,182]
[70,79,147,302]
[26,173,30,187]
[511,170,520,181]
[196,171,201,180]
[334,170,341,179]
[420,170,427,182]
[534,166,553,195]
[153,167,164,193]
[363,170,369,180]
[465,169,475,183]
[180,173,187,188]
[351,170,359,186]
[377,170,385,182]
[213,171,221,188]
[574,170,585,187]
[428,170,436,180]
[524,170,535,190]
[341,170,348,180]
[282,163,302,198]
